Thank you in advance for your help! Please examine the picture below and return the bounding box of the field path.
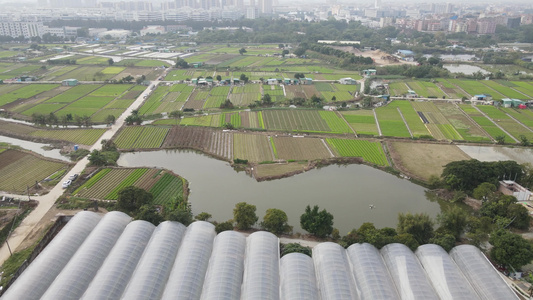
[396,107,413,138]
[321,139,335,158]
[0,74,167,266]
[472,105,520,143]
[373,109,382,136]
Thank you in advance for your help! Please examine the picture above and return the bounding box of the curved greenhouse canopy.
[1,211,519,300]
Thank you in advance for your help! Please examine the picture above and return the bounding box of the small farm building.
[502,98,525,108]
[266,78,278,85]
[62,79,79,86]
[362,69,377,77]
[302,78,313,85]
[472,94,492,101]
[339,77,357,85]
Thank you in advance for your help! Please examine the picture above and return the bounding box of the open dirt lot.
[388,141,471,180]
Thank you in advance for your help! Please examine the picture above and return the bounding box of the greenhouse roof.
[1,211,518,300]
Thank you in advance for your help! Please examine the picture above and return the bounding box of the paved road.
[0,79,161,265]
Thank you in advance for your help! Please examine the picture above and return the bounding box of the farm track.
[396,107,413,138]
[502,111,533,134]
[453,103,494,142]
[373,109,382,136]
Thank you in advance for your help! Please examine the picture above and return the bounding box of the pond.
[443,64,489,75]
[0,135,70,162]
[118,150,441,234]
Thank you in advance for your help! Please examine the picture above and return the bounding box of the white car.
[62,180,72,189]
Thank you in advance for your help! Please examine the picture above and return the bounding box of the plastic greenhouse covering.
[40,211,131,300]
[380,243,439,300]
[279,253,319,300]
[347,243,400,300]
[160,221,216,300]
[80,220,155,300]
[1,211,101,300]
[450,245,519,300]
[415,244,480,300]
[313,242,359,300]
[120,221,186,300]
[2,211,520,300]
[241,231,280,300]
[200,230,246,300]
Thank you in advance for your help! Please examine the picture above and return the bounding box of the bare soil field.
[388,141,471,180]
[273,136,332,160]
[330,47,416,66]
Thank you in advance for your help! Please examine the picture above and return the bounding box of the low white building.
[339,77,357,85]
[97,29,131,39]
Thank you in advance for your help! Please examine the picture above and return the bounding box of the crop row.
[30,128,106,145]
[45,85,102,104]
[326,138,388,166]
[318,111,352,133]
[0,84,59,106]
[153,176,184,205]
[114,126,169,149]
[73,168,111,195]
[262,110,330,132]
[77,169,135,199]
[104,168,148,200]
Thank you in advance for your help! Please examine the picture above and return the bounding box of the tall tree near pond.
[233,202,258,230]
[300,205,334,238]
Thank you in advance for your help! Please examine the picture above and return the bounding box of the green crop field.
[509,82,533,97]
[0,150,68,193]
[0,84,59,106]
[105,168,148,200]
[114,126,169,149]
[150,173,184,205]
[139,85,170,115]
[448,79,505,100]
[326,138,388,166]
[30,128,106,145]
[90,84,132,96]
[435,79,467,99]
[180,115,213,126]
[477,105,533,140]
[318,111,353,133]
[101,67,125,75]
[44,85,102,103]
[459,104,514,143]
[389,101,429,137]
[481,81,527,100]
[375,104,411,137]
[341,110,378,135]
[501,108,533,128]
[406,81,446,98]
[262,110,330,132]
[388,82,409,96]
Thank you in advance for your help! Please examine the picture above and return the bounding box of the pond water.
[0,135,69,162]
[118,150,441,234]
[443,64,489,75]
[424,54,476,62]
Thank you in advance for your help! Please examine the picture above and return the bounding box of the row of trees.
[31,112,116,127]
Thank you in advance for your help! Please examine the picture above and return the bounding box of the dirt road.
[0,79,162,265]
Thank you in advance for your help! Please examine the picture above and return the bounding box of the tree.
[260,208,292,235]
[262,93,272,105]
[239,73,249,83]
[473,182,497,201]
[520,135,530,146]
[489,229,533,269]
[397,213,434,245]
[88,150,107,166]
[175,58,189,68]
[300,205,334,238]
[108,58,114,65]
[239,47,247,55]
[165,195,193,226]
[47,113,58,126]
[281,243,311,257]
[281,49,289,57]
[278,43,285,49]
[216,75,222,81]
[294,73,305,80]
[220,99,234,109]
[436,206,468,240]
[105,114,116,125]
[495,135,506,144]
[215,220,234,233]
[195,212,212,221]
[233,202,258,230]
[429,233,456,251]
[117,186,153,215]
[136,205,164,225]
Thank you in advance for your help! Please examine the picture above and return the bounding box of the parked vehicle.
[62,180,72,188]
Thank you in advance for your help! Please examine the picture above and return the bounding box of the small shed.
[502,98,524,108]
[62,79,79,86]
[339,77,357,85]
[190,62,203,68]
[266,78,278,85]
[283,78,291,85]
[232,78,240,84]
[302,78,313,85]
[362,69,377,77]
[472,94,492,101]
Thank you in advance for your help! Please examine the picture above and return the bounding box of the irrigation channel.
[118,150,441,234]
[0,135,69,162]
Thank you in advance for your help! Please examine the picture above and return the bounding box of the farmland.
[476,105,533,141]
[262,110,331,132]
[272,136,332,160]
[389,142,471,180]
[0,84,59,107]
[0,149,69,193]
[341,110,379,135]
[233,133,273,162]
[326,138,388,166]
[375,104,411,137]
[434,102,491,142]
[114,126,169,149]
[388,101,429,137]
[74,167,187,206]
[410,101,461,140]
[459,104,514,143]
